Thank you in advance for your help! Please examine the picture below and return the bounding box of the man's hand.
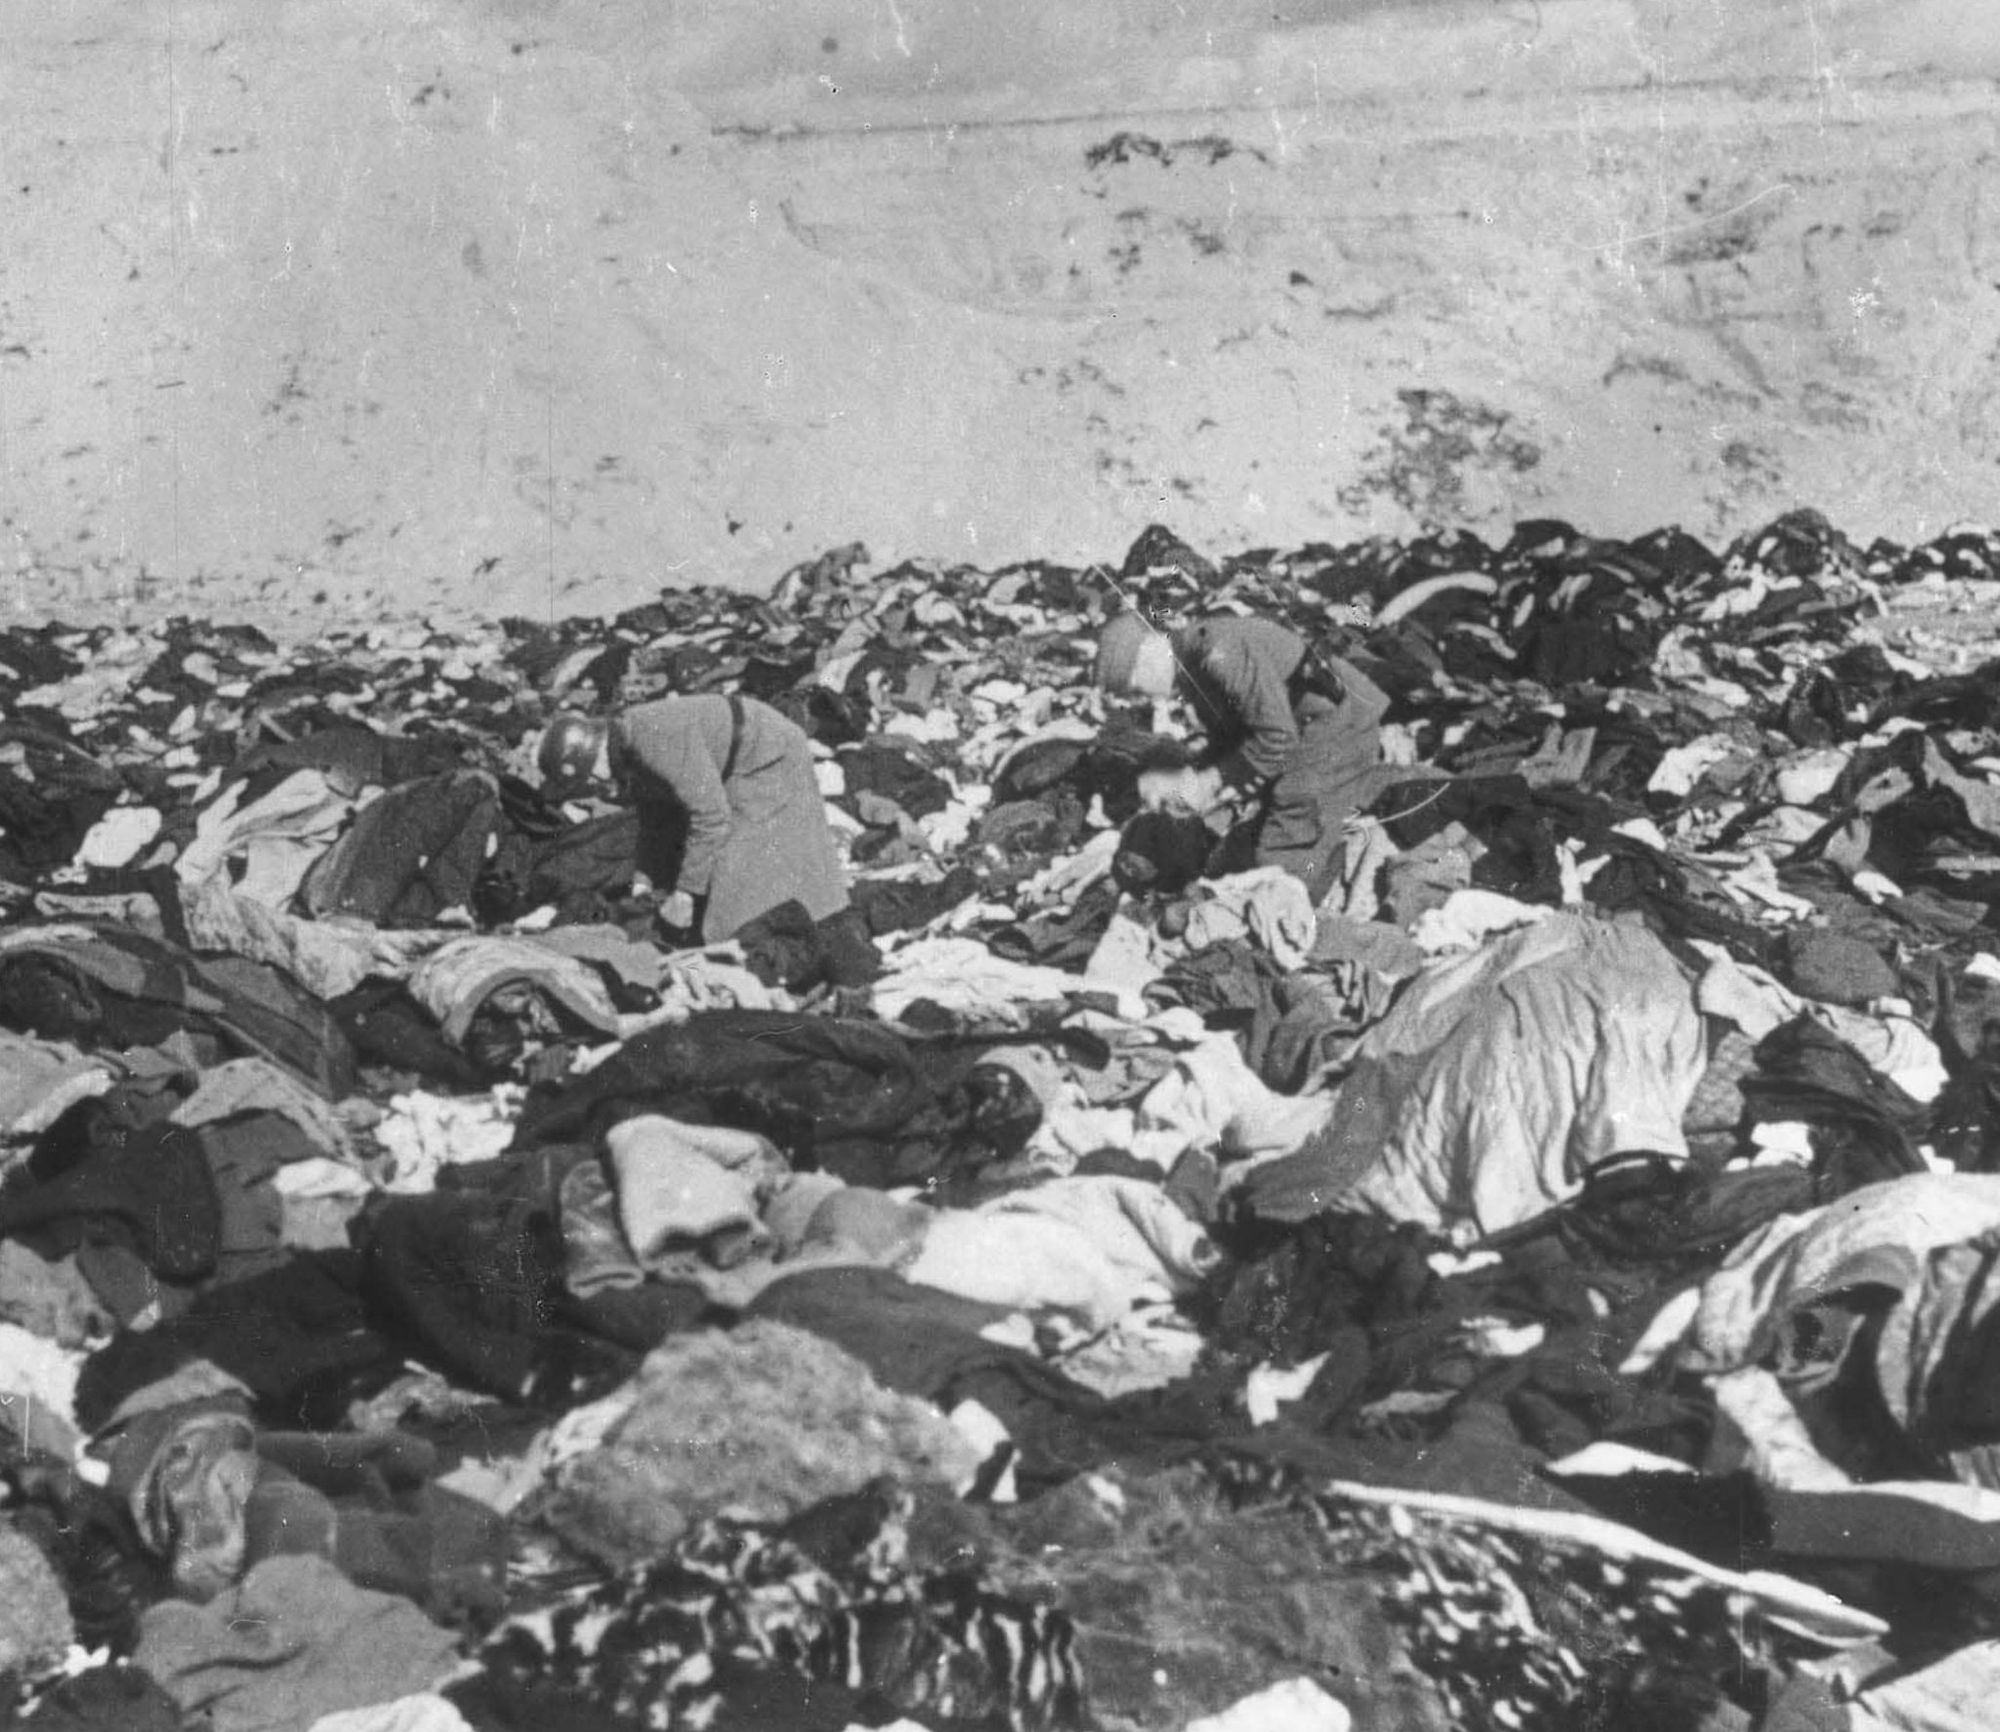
[657,889,697,931]
[1137,765,1222,814]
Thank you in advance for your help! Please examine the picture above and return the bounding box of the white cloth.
[175,768,356,905]
[1408,888,1550,955]
[1083,908,1170,997]
[372,1091,519,1193]
[408,934,628,1047]
[74,804,162,870]
[1134,1035,1332,1169]
[603,1117,780,1269]
[1675,1173,2000,1377]
[1181,868,1317,970]
[1017,829,1121,909]
[904,1175,1217,1330]
[1318,916,1705,1235]
[1647,733,1744,796]
[0,1322,84,1431]
[1775,748,1852,807]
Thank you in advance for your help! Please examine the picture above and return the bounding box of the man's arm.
[618,715,732,900]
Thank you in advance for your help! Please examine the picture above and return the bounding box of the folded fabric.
[605,1116,777,1270]
[408,934,627,1049]
[1696,943,1946,1102]
[170,1055,355,1163]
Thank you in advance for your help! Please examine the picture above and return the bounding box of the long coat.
[610,695,848,942]
[1170,616,1389,901]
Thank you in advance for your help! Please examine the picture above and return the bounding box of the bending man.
[1095,609,1388,902]
[537,693,850,945]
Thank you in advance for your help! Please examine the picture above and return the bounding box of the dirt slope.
[4,0,1998,637]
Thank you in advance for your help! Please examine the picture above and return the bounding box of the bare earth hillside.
[4,0,1999,637]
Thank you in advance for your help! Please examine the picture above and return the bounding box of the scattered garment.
[602,1114,778,1272]
[407,934,629,1049]
[1242,916,1704,1234]
[905,1176,1219,1330]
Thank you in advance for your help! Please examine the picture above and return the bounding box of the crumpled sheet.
[1408,888,1551,956]
[1650,1173,2000,1496]
[179,873,446,1001]
[175,768,358,906]
[657,950,785,1015]
[1181,868,1318,971]
[1665,1173,2000,1379]
[903,1175,1220,1331]
[1241,915,1705,1235]
[1086,870,1321,998]
[1694,942,1947,1103]
[1134,1034,1332,1169]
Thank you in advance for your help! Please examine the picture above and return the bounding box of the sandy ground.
[4,0,2000,639]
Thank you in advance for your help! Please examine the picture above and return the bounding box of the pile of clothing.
[4,508,2000,1730]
